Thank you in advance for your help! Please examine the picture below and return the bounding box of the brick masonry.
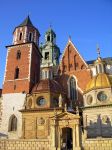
[82,138,112,150]
[0,138,112,150]
[58,40,92,106]
[0,139,51,150]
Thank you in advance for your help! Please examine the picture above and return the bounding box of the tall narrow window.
[47,35,50,41]
[45,52,49,60]
[16,50,21,60]
[9,115,17,131]
[42,71,44,79]
[19,32,22,40]
[99,64,102,73]
[14,67,19,79]
[45,71,47,78]
[74,55,77,70]
[29,32,33,41]
[70,77,77,101]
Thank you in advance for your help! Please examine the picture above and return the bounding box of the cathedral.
[0,16,112,150]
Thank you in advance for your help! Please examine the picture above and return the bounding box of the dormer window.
[16,50,21,60]
[47,35,50,41]
[19,32,22,40]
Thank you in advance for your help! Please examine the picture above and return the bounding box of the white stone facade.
[0,93,26,139]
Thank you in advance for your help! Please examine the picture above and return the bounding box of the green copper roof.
[46,27,56,37]
[18,16,34,27]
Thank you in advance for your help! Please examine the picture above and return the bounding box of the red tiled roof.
[32,79,63,94]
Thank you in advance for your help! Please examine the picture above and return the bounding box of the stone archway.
[61,127,73,150]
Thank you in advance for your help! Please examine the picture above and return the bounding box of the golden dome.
[85,73,112,92]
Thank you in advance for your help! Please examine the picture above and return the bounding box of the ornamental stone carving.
[37,117,45,125]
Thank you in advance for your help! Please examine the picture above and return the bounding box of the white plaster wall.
[0,93,26,139]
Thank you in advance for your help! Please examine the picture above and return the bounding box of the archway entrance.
[61,127,73,150]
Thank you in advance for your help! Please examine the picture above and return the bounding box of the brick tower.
[0,16,41,139]
[3,16,41,94]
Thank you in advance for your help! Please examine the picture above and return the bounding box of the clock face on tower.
[97,91,107,101]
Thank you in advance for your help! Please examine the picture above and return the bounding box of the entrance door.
[61,127,73,150]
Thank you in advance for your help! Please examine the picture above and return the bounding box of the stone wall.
[1,137,112,150]
[0,139,51,150]
[82,138,112,150]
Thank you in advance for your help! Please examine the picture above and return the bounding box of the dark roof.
[86,57,112,65]
[13,16,40,35]
[18,16,34,27]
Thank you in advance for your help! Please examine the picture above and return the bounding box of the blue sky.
[0,0,112,88]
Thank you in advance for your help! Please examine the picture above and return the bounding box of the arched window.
[19,32,22,40]
[16,50,21,60]
[69,77,77,101]
[14,67,19,79]
[9,115,17,131]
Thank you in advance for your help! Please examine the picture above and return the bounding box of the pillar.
[73,126,76,150]
[57,128,61,150]
[76,124,80,147]
[51,119,58,150]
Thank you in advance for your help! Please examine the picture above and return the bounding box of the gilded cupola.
[85,48,112,93]
[83,47,112,107]
[85,73,112,92]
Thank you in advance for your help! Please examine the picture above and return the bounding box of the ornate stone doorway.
[50,111,81,150]
[61,127,73,150]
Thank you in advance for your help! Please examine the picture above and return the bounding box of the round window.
[97,91,107,101]
[37,98,46,106]
[87,95,93,105]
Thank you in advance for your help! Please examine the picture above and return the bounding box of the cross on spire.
[97,44,101,58]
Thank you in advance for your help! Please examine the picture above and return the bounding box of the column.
[22,118,25,139]
[51,125,55,147]
[35,118,37,138]
[58,128,62,150]
[76,124,80,147]
[73,126,76,150]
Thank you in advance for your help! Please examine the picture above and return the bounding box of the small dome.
[85,73,112,92]
[46,27,56,37]
[32,79,63,93]
[94,57,105,64]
